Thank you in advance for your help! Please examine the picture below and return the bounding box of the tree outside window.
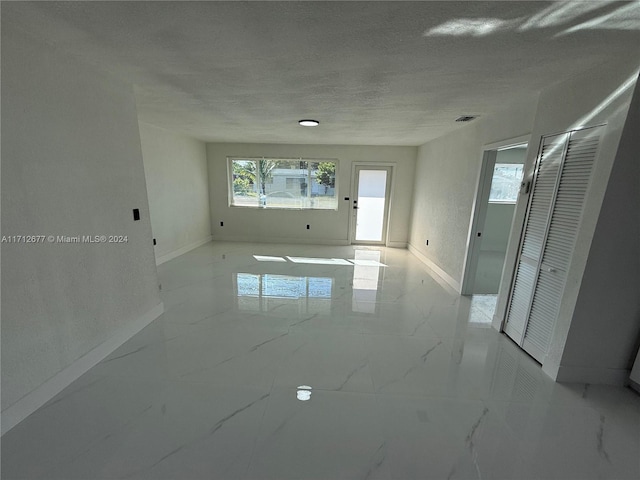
[230,158,338,210]
[315,162,336,194]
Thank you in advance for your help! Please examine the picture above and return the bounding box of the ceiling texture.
[4,1,640,146]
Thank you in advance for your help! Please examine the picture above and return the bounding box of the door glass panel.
[355,170,387,242]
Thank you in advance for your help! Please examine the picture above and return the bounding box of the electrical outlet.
[306,224,310,230]
[425,239,429,246]
[220,221,224,227]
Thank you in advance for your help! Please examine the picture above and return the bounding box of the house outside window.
[230,158,337,209]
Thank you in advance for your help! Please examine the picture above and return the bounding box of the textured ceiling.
[4,1,640,146]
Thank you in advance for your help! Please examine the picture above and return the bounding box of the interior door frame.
[460,134,530,296]
[349,163,395,246]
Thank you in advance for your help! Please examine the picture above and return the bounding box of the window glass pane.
[489,163,524,203]
[231,160,259,206]
[262,159,308,208]
[310,161,337,209]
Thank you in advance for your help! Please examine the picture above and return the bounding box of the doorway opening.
[461,138,529,322]
[351,166,392,245]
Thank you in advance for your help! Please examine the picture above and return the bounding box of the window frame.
[227,156,339,210]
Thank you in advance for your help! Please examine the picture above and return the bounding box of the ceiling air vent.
[455,115,477,122]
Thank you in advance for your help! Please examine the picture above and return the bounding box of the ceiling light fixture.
[298,119,319,127]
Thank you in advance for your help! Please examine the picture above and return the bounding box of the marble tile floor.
[469,295,498,325]
[2,242,639,480]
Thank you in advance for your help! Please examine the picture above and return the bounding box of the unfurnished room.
[2,1,640,479]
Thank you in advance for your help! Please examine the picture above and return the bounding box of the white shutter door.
[504,134,566,341]
[522,127,601,361]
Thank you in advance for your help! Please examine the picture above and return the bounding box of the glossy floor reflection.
[3,243,639,480]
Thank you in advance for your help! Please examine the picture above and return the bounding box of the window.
[489,163,524,203]
[230,158,337,209]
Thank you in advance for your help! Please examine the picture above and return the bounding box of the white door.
[504,126,602,363]
[352,166,392,244]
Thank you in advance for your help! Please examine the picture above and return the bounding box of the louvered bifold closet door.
[521,127,601,361]
[504,133,567,342]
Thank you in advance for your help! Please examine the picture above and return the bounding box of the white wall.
[555,73,640,384]
[1,25,163,430]
[139,123,211,264]
[493,146,528,165]
[207,143,417,247]
[472,204,516,294]
[631,348,640,391]
[408,96,537,290]
[481,204,516,254]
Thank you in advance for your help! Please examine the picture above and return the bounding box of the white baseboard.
[212,235,404,248]
[156,236,212,265]
[386,241,407,248]
[407,243,461,293]
[554,365,631,386]
[212,235,350,246]
[1,302,164,436]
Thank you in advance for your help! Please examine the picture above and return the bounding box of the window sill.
[229,204,338,211]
